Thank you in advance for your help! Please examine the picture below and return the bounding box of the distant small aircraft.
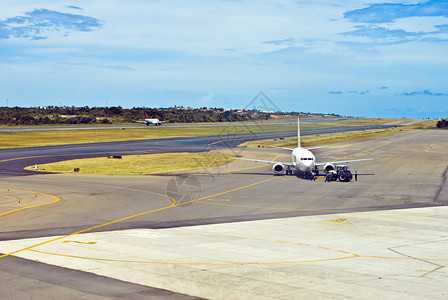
[231,118,372,180]
[134,112,167,126]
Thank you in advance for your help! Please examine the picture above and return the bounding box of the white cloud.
[391,16,448,33]
[0,0,447,118]
[0,8,104,40]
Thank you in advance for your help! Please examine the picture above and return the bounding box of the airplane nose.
[303,160,314,171]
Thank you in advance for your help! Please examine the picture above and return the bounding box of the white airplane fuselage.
[230,117,372,179]
[291,147,316,173]
[145,118,162,125]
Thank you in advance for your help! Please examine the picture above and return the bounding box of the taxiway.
[0,128,447,299]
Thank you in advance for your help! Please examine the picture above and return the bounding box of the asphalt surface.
[2,124,446,299]
[0,118,346,132]
[0,124,397,177]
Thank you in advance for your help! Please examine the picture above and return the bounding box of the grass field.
[25,152,232,175]
[0,125,295,149]
[22,119,436,175]
[0,118,411,149]
[240,120,436,149]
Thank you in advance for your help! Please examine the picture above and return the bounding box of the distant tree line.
[0,106,271,126]
[0,107,111,125]
[437,119,448,128]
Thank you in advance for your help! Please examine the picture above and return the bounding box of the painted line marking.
[0,151,120,163]
[21,232,360,265]
[9,228,448,265]
[319,247,332,251]
[329,219,348,223]
[62,241,96,245]
[0,176,278,260]
[27,248,358,265]
[0,188,60,217]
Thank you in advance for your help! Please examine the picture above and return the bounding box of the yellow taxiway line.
[0,176,278,260]
[0,188,61,217]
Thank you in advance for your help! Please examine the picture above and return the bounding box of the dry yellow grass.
[25,152,232,175]
[21,119,437,176]
[240,128,402,149]
[0,118,409,149]
[0,125,297,149]
[240,119,436,149]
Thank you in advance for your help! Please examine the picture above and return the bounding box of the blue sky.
[1,1,447,118]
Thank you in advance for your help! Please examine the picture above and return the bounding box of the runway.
[0,127,447,299]
[0,124,397,177]
[0,118,345,132]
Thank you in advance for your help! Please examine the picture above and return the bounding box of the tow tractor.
[326,165,353,182]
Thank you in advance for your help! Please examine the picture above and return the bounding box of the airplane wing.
[307,146,328,150]
[268,145,328,151]
[316,158,373,166]
[267,146,294,151]
[159,121,168,123]
[134,120,146,123]
[230,157,294,166]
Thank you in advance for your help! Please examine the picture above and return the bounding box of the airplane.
[231,118,372,180]
[134,112,167,126]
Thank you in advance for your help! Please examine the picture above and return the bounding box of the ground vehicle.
[326,165,352,182]
[231,118,372,180]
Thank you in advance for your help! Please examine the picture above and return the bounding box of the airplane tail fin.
[297,117,301,148]
[145,112,148,119]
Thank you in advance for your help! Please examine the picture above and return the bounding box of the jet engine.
[272,163,285,174]
[323,163,335,173]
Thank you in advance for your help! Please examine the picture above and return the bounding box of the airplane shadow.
[230,171,315,180]
[230,172,280,176]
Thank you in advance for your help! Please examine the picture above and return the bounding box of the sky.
[0,0,447,118]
